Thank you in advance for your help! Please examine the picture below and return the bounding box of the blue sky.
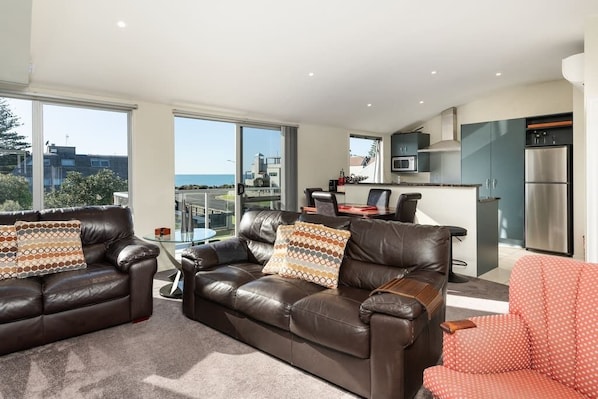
[6,98,127,156]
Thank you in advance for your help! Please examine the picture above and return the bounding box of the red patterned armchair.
[424,255,598,399]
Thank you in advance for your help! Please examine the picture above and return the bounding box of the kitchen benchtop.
[345,182,482,188]
[340,182,499,202]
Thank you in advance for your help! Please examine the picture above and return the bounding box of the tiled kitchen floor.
[478,245,529,285]
[479,245,576,285]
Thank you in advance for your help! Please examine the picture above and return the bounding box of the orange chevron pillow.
[279,221,351,289]
[0,225,18,280]
[15,220,87,278]
[262,224,295,274]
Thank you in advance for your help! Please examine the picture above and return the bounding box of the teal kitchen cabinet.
[461,118,525,246]
[391,132,430,172]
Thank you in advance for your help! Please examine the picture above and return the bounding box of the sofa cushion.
[290,287,371,359]
[194,263,264,310]
[262,224,295,275]
[235,275,326,330]
[15,220,87,278]
[0,277,43,323]
[42,262,129,314]
[279,222,351,289]
[0,225,18,280]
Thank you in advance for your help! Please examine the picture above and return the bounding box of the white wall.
[585,15,598,262]
[456,79,573,126]
[296,124,348,208]
[130,102,176,269]
[572,87,586,259]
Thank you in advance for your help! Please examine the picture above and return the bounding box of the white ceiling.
[28,0,598,133]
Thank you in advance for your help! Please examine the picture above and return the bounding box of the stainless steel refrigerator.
[524,145,572,255]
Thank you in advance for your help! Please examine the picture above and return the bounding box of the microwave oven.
[391,156,417,172]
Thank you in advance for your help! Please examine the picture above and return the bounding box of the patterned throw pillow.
[15,220,87,278]
[0,225,18,280]
[279,221,351,289]
[262,224,295,274]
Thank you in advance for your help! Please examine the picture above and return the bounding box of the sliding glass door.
[236,125,283,214]
[174,116,291,237]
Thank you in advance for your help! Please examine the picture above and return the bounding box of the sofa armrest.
[360,292,424,324]
[442,313,531,374]
[105,236,160,272]
[359,270,446,323]
[181,238,249,273]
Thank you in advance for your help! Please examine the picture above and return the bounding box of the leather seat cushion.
[194,263,264,310]
[42,262,129,314]
[235,275,326,330]
[290,287,371,359]
[0,278,43,323]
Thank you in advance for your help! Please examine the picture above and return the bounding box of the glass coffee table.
[144,228,216,299]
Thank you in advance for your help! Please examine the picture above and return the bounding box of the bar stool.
[447,226,468,283]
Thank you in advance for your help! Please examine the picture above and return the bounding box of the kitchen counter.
[342,184,498,277]
[346,182,481,188]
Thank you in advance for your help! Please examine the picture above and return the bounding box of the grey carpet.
[0,274,508,399]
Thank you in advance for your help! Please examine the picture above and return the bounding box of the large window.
[0,96,131,210]
[174,115,297,238]
[349,135,382,183]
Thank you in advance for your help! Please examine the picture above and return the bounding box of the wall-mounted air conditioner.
[562,53,584,90]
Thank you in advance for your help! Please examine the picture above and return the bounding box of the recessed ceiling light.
[117,21,127,28]
[308,72,315,77]
[496,72,502,77]
[431,70,437,75]
[367,103,372,107]
[419,100,425,104]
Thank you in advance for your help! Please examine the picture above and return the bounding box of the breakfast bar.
[341,183,499,277]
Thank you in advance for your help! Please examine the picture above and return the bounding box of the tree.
[0,98,30,174]
[0,173,32,210]
[44,169,128,208]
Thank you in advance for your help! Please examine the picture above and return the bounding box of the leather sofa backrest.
[39,206,134,245]
[1,206,135,266]
[0,210,40,225]
[39,206,134,264]
[238,209,300,264]
[341,218,450,290]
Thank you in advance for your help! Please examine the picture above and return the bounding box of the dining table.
[302,204,396,219]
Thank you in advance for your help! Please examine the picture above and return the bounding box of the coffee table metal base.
[159,270,183,299]
[159,282,182,299]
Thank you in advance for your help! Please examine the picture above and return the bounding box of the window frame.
[0,92,135,210]
[349,133,383,183]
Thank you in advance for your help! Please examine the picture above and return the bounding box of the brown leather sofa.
[181,210,450,399]
[0,205,160,356]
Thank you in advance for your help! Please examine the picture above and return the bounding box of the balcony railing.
[115,187,281,240]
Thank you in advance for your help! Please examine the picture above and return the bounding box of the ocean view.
[175,174,235,187]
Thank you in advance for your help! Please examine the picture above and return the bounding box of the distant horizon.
[175,173,234,188]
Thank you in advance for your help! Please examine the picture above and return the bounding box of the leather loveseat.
[181,209,450,399]
[0,205,160,356]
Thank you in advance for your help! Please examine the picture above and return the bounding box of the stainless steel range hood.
[419,107,460,152]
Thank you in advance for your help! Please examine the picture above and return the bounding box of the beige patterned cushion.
[262,224,295,274]
[279,221,351,288]
[15,220,87,278]
[0,225,18,280]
